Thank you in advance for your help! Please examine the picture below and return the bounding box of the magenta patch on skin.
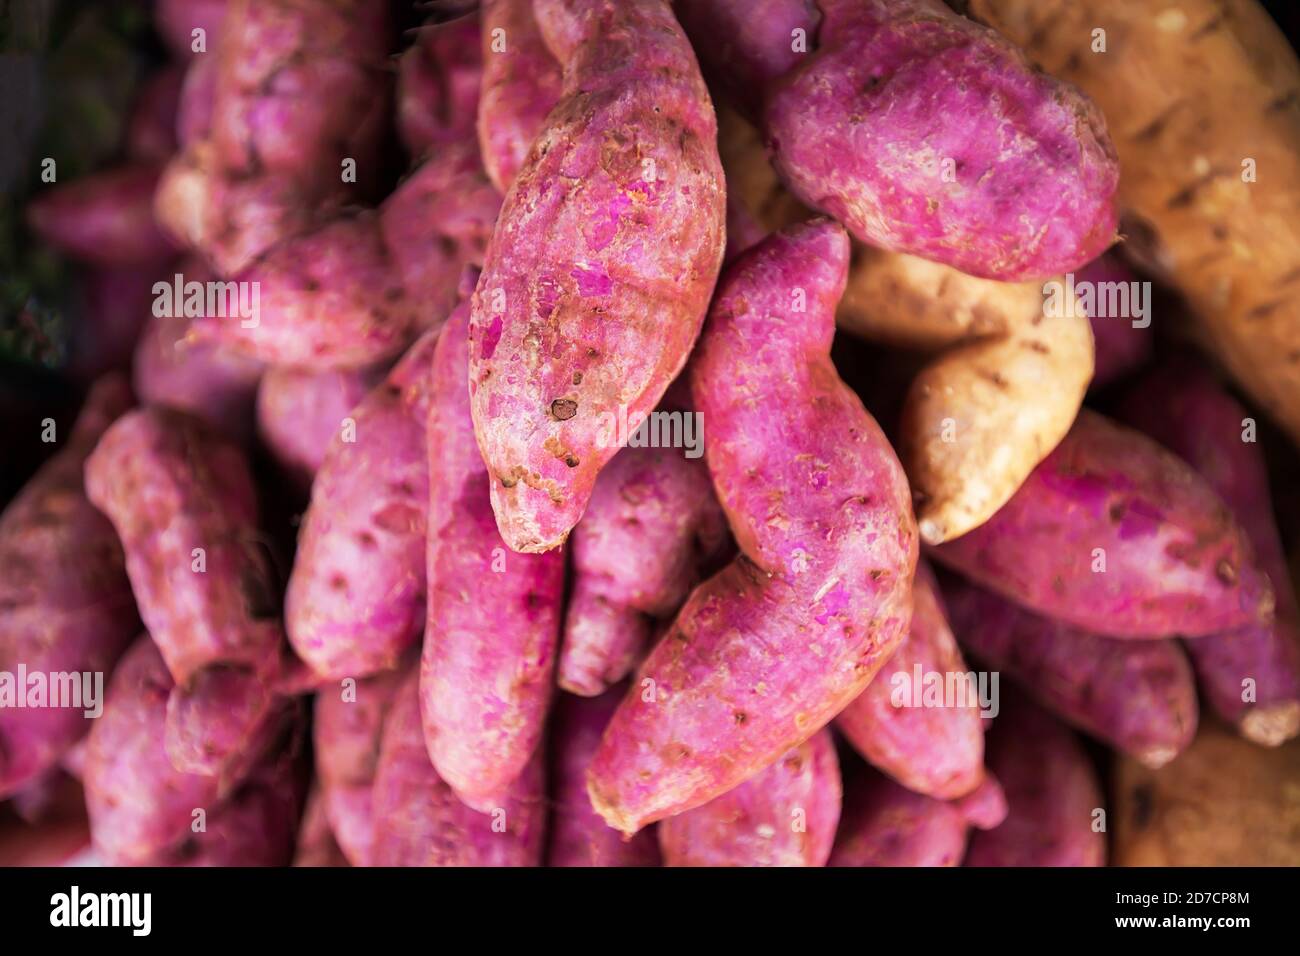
[479,314,503,360]
[1115,499,1164,541]
[534,274,561,320]
[570,264,613,297]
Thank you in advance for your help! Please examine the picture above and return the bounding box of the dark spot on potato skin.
[1130,783,1155,828]
[1214,559,1237,585]
[551,398,578,420]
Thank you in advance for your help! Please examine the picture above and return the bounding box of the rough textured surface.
[969,0,1300,447]
[478,0,563,193]
[422,305,564,809]
[193,213,416,368]
[256,364,381,491]
[469,0,726,553]
[835,561,988,799]
[313,665,407,866]
[370,672,546,867]
[830,768,969,867]
[26,165,177,266]
[945,578,1198,767]
[84,407,282,687]
[658,729,841,866]
[965,696,1106,867]
[931,409,1273,638]
[0,377,137,798]
[587,220,917,833]
[163,664,289,780]
[559,445,728,696]
[378,144,502,333]
[1113,717,1300,866]
[546,688,661,866]
[900,283,1094,544]
[397,12,483,158]
[285,332,439,681]
[1120,358,1300,745]
[759,0,1118,280]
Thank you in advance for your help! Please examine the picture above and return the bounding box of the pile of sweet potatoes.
[3,0,1300,869]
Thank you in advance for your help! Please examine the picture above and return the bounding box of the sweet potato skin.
[762,0,1118,280]
[1078,254,1151,389]
[422,305,564,809]
[313,666,407,866]
[829,770,969,867]
[1119,359,1300,745]
[546,689,661,866]
[931,409,1273,638]
[944,579,1198,768]
[26,166,177,267]
[964,696,1106,867]
[84,407,281,687]
[559,446,728,696]
[397,12,483,157]
[256,364,380,491]
[588,220,917,833]
[285,333,439,681]
[469,0,727,553]
[155,0,229,60]
[477,0,563,193]
[370,672,546,867]
[0,377,137,798]
[658,729,841,867]
[835,562,987,799]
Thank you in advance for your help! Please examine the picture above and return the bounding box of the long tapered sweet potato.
[964,696,1106,867]
[931,409,1273,638]
[835,561,988,799]
[84,407,282,687]
[285,332,440,681]
[477,0,563,193]
[682,0,1119,279]
[944,578,1198,768]
[968,0,1300,448]
[587,220,917,833]
[1119,358,1300,745]
[468,0,726,553]
[313,665,408,866]
[371,671,546,867]
[26,165,178,267]
[422,304,564,809]
[658,728,841,867]
[0,376,137,799]
[546,688,661,867]
[559,445,728,697]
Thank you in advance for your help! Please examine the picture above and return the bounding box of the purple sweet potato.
[192,213,416,369]
[84,407,282,687]
[256,364,381,491]
[0,376,138,799]
[133,259,265,440]
[370,671,547,867]
[294,783,349,867]
[559,445,728,697]
[83,638,220,863]
[931,409,1273,638]
[756,0,1118,280]
[546,688,661,867]
[658,728,841,867]
[163,664,290,780]
[378,143,502,332]
[26,165,178,267]
[155,0,229,60]
[965,695,1106,867]
[477,0,563,193]
[422,304,564,809]
[127,66,184,163]
[69,263,166,385]
[468,0,727,553]
[587,220,917,833]
[835,560,988,799]
[830,768,969,867]
[177,53,218,149]
[285,332,439,681]
[1120,358,1300,745]
[1078,253,1151,388]
[945,578,1198,767]
[397,12,484,157]
[313,665,408,866]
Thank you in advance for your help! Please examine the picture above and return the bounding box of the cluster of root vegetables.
[2,0,1299,867]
